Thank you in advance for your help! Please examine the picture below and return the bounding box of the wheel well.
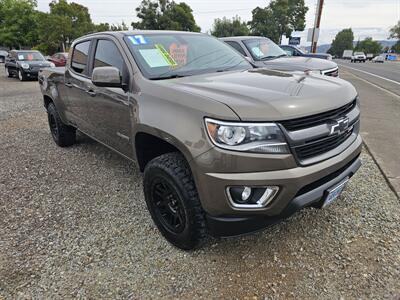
[135,132,182,172]
[43,95,53,109]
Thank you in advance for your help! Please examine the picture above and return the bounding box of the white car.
[351,52,366,63]
[372,55,384,63]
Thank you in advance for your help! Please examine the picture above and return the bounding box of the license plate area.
[322,177,349,208]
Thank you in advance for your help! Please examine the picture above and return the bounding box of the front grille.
[279,99,357,131]
[294,127,353,160]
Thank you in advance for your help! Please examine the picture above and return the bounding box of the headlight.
[205,118,289,154]
[49,62,55,68]
[21,63,30,69]
[305,70,322,76]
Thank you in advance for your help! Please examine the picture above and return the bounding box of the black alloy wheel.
[151,176,186,234]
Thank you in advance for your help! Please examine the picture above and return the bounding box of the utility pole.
[311,0,324,53]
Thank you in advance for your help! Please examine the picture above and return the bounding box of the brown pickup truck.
[39,31,362,250]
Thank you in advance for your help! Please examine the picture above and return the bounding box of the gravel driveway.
[0,66,399,299]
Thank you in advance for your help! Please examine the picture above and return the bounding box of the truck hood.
[166,68,357,121]
[260,56,337,72]
[301,53,330,58]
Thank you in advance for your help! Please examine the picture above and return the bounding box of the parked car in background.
[342,50,353,60]
[366,53,374,61]
[372,55,385,63]
[221,36,339,77]
[4,50,55,81]
[279,44,333,60]
[351,52,366,63]
[48,52,68,67]
[0,50,8,63]
[39,31,361,249]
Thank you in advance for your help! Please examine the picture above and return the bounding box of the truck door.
[85,38,133,158]
[64,40,92,132]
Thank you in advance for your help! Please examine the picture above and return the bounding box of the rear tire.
[47,102,76,147]
[143,152,207,250]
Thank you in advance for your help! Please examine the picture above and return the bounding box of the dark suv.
[5,50,54,81]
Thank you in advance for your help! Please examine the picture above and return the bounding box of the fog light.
[227,186,279,209]
[241,186,252,201]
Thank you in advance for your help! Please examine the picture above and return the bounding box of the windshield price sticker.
[18,55,24,60]
[139,49,171,68]
[128,35,148,45]
[169,43,187,66]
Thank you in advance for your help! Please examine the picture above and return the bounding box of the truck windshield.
[16,52,45,61]
[124,33,251,80]
[243,38,288,61]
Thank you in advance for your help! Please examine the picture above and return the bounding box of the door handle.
[65,82,73,88]
[86,89,96,97]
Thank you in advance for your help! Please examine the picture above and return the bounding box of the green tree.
[392,42,400,53]
[210,16,249,38]
[35,0,96,53]
[389,21,400,40]
[0,0,39,49]
[249,0,308,43]
[354,37,382,55]
[389,21,400,53]
[327,28,354,57]
[50,0,94,50]
[132,0,200,32]
[94,21,129,32]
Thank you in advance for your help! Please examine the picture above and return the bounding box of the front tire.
[144,152,207,250]
[5,67,12,77]
[18,69,27,81]
[47,102,76,147]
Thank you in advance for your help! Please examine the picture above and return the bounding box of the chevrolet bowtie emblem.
[329,117,349,135]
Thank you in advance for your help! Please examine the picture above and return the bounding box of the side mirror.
[91,66,122,88]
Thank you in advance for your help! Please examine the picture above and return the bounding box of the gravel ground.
[0,66,399,299]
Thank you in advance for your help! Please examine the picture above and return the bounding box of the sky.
[37,0,400,45]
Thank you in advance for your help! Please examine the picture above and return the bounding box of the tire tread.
[144,152,207,249]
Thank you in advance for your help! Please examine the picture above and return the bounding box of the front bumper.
[193,134,362,236]
[206,154,361,237]
[21,69,39,77]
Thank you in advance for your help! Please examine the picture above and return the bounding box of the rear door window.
[71,41,91,74]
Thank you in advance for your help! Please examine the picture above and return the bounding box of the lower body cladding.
[193,135,362,237]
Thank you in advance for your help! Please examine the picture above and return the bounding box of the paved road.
[336,59,399,83]
[338,64,400,197]
[336,59,400,96]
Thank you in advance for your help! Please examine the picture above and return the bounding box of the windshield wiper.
[260,54,287,60]
[152,74,187,80]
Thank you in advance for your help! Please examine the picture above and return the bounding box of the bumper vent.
[279,99,357,131]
